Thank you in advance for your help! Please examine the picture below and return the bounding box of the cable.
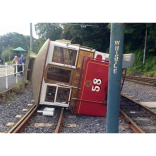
[62,23,99,28]
[82,33,105,42]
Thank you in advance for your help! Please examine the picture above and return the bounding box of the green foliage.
[0,32,43,56]
[35,23,63,41]
[33,38,44,54]
[3,61,13,65]
[124,23,156,76]
[124,23,156,56]
[127,49,156,77]
[34,23,156,76]
[16,82,21,89]
[0,33,29,54]
[124,23,147,52]
[1,23,156,77]
[61,23,110,52]
[1,46,14,62]
[10,92,17,101]
[2,95,6,103]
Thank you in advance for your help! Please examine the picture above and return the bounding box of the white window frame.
[46,41,79,69]
[40,83,72,107]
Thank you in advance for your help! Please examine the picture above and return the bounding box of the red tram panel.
[76,58,109,117]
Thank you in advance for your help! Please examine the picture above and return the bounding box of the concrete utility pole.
[3,46,5,63]
[8,45,10,64]
[30,23,33,51]
[106,23,125,133]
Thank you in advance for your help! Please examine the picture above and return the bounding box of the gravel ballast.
[0,85,133,133]
[2,79,156,133]
[122,81,156,102]
[23,107,61,133]
[61,109,133,133]
[0,86,34,132]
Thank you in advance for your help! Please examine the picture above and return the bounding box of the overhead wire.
[82,33,105,42]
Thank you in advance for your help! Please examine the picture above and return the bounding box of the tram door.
[40,64,73,107]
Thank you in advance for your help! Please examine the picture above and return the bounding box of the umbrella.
[12,47,27,57]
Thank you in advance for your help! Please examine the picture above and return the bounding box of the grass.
[16,82,21,89]
[3,61,13,65]
[126,50,156,77]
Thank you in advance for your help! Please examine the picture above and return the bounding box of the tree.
[0,33,29,56]
[0,32,43,56]
[61,23,110,52]
[123,23,147,53]
[33,38,44,54]
[1,46,14,63]
[35,23,63,41]
[145,23,156,55]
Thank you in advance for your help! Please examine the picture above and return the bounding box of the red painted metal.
[76,57,109,117]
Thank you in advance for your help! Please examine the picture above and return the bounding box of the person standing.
[12,56,19,76]
[19,54,26,76]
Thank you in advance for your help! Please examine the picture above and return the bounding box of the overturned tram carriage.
[27,39,135,117]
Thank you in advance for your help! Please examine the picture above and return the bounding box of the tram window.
[56,88,70,104]
[45,86,56,102]
[47,67,71,83]
[52,46,77,66]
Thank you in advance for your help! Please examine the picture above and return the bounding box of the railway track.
[8,104,37,133]
[125,75,156,86]
[120,93,156,133]
[0,84,76,133]
[5,94,156,133]
[2,79,156,133]
[7,94,156,133]
[8,106,76,133]
[8,106,63,133]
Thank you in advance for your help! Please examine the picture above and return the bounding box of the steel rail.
[126,79,155,86]
[126,76,156,80]
[120,93,156,133]
[54,108,64,133]
[121,93,156,118]
[120,109,145,133]
[126,78,156,83]
[8,104,37,133]
[126,78,156,84]
[125,76,156,86]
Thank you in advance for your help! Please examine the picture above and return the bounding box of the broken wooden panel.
[52,46,77,66]
[70,88,79,113]
[72,70,81,87]
[76,49,94,68]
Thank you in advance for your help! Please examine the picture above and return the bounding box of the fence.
[0,63,25,90]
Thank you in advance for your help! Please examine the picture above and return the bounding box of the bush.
[127,49,156,77]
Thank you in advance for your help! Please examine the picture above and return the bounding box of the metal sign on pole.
[106,23,125,133]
